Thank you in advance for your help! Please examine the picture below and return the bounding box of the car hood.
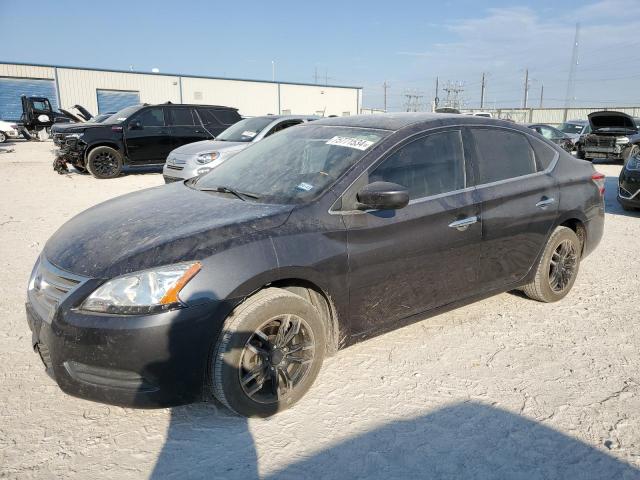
[51,122,106,134]
[171,139,248,155]
[44,182,293,278]
[588,111,637,132]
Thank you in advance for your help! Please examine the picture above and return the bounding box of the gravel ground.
[1,140,639,479]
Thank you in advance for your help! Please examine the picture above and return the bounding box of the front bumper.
[26,259,234,408]
[582,146,624,160]
[52,135,87,164]
[162,163,207,183]
[3,129,19,138]
[618,168,640,208]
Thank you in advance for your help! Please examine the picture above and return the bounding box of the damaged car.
[576,111,640,161]
[51,103,241,178]
[27,114,604,416]
[618,153,640,211]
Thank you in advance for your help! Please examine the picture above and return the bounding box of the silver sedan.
[163,115,318,183]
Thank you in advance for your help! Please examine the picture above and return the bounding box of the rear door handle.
[536,197,555,209]
[448,216,478,231]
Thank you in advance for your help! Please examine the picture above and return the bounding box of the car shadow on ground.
[151,401,639,479]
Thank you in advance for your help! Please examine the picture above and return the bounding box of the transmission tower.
[442,81,465,110]
[565,23,580,108]
[403,89,425,112]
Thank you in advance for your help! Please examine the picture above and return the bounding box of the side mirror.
[356,181,409,210]
[129,120,142,130]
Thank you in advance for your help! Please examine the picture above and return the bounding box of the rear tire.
[86,146,123,179]
[0,132,6,143]
[576,148,585,160]
[522,226,581,303]
[210,288,325,417]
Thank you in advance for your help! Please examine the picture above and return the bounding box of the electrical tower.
[403,89,425,112]
[565,23,580,108]
[442,81,465,110]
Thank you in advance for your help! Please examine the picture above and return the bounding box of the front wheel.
[210,288,326,417]
[522,226,581,302]
[86,146,123,179]
[0,131,6,143]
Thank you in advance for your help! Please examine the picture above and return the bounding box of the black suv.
[28,114,605,417]
[51,103,241,178]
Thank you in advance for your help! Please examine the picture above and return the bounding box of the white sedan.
[0,120,20,143]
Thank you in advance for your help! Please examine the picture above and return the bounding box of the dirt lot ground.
[1,139,639,479]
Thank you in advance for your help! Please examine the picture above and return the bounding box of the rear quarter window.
[528,136,558,171]
[470,128,536,184]
[212,109,241,125]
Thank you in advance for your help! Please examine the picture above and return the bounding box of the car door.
[341,128,483,335]
[125,107,173,163]
[467,126,559,291]
[169,107,209,149]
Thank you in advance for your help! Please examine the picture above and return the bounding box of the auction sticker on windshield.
[326,136,375,150]
[242,131,257,138]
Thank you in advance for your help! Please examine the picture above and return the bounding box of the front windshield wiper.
[198,185,260,201]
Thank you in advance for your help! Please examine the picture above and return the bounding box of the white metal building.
[0,62,362,121]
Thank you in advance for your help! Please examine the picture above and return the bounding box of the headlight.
[626,155,640,171]
[81,262,201,314]
[195,151,219,164]
[616,137,630,144]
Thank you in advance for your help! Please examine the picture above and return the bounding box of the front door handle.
[448,216,478,231]
[536,197,555,209]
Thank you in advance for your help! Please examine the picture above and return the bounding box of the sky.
[1,0,640,111]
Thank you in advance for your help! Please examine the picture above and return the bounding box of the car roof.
[250,114,320,121]
[310,112,521,132]
[564,119,588,124]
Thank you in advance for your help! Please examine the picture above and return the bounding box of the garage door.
[0,77,58,121]
[96,89,140,114]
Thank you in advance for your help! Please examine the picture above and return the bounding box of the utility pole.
[480,72,486,110]
[434,76,439,110]
[523,68,529,108]
[565,23,580,108]
[383,81,389,112]
[272,60,275,82]
[539,83,544,108]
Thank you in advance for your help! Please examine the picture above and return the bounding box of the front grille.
[28,257,86,322]
[584,135,616,148]
[167,165,184,171]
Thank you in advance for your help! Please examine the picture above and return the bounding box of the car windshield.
[192,124,389,204]
[557,122,585,134]
[216,117,275,142]
[101,105,142,125]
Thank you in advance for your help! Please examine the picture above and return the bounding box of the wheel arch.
[556,214,587,256]
[84,142,124,164]
[226,270,343,356]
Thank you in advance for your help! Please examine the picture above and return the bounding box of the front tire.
[0,131,6,143]
[210,288,326,417]
[522,226,581,303]
[86,146,123,179]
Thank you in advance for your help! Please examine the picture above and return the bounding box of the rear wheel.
[210,288,325,417]
[0,131,6,143]
[86,146,123,179]
[522,226,581,303]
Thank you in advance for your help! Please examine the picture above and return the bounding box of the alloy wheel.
[239,314,315,404]
[548,239,578,293]
[93,151,119,177]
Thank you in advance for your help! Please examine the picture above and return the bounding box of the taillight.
[111,126,123,132]
[591,172,605,195]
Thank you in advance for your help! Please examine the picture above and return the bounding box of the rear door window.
[168,108,195,126]
[370,130,466,200]
[470,128,536,184]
